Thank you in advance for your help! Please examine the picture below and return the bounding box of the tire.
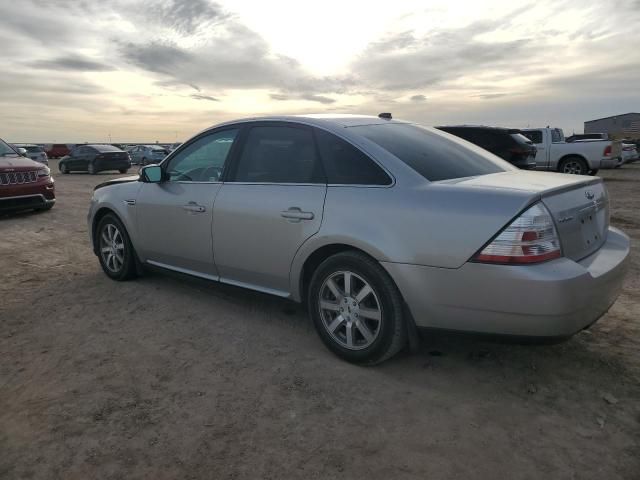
[36,203,54,212]
[588,169,599,176]
[308,251,407,365]
[142,157,147,166]
[59,163,69,174]
[119,169,128,174]
[88,163,97,175]
[558,156,588,175]
[96,214,138,281]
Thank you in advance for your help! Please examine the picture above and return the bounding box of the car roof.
[85,144,122,151]
[209,114,410,131]
[436,125,519,133]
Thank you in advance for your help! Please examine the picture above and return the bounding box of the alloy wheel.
[318,270,382,350]
[100,223,125,273]
[562,160,584,175]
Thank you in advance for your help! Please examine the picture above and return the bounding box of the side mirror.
[17,147,27,156]
[140,164,163,183]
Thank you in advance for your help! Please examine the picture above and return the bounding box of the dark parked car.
[1,137,55,213]
[436,125,537,169]
[59,144,131,175]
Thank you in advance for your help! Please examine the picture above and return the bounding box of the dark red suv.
[0,138,55,213]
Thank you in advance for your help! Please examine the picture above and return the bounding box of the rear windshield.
[93,144,123,152]
[350,124,510,181]
[511,133,533,145]
[23,146,43,152]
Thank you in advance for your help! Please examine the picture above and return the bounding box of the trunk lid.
[451,171,609,261]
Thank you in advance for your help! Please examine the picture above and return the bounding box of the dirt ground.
[1,160,639,480]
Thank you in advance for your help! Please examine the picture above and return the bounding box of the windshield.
[0,139,18,156]
[350,123,511,181]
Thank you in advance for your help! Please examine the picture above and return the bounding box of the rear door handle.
[281,207,314,221]
[183,202,206,213]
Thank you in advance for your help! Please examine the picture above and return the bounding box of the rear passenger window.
[315,128,391,185]
[523,130,543,144]
[233,126,324,183]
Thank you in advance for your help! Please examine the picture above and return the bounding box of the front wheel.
[558,156,588,175]
[96,214,138,281]
[308,251,407,365]
[119,169,128,174]
[59,163,69,174]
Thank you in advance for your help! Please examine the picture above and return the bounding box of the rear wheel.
[59,163,69,174]
[308,251,406,365]
[119,169,128,174]
[558,156,588,175]
[96,214,137,281]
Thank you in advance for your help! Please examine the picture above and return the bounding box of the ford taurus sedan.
[87,114,630,364]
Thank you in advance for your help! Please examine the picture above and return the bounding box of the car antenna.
[378,112,392,120]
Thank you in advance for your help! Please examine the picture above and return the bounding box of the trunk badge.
[585,190,595,200]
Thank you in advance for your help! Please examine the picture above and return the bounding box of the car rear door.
[135,128,240,277]
[212,122,327,296]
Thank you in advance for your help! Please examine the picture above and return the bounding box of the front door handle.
[183,202,206,213]
[281,207,314,221]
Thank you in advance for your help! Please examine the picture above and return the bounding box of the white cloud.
[0,0,639,141]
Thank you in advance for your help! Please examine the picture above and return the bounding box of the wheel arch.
[91,207,119,254]
[292,240,387,305]
[557,154,588,171]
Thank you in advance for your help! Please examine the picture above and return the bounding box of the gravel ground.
[1,160,639,480]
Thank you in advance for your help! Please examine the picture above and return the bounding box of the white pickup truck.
[522,127,621,175]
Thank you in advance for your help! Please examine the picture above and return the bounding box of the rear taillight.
[603,145,612,156]
[473,203,561,264]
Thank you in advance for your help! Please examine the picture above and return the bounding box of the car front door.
[135,128,240,277]
[212,122,327,296]
[68,147,86,170]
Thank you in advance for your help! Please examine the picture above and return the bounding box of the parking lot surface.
[1,161,639,479]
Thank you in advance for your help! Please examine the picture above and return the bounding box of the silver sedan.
[87,115,630,364]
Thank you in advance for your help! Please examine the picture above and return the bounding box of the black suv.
[436,125,537,169]
[59,144,131,175]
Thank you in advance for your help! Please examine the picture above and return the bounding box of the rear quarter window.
[351,124,510,181]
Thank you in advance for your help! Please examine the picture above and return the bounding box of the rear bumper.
[382,227,630,337]
[600,157,623,169]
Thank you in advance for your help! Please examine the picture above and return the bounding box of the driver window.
[166,129,239,182]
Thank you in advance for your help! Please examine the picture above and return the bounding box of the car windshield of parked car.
[0,139,18,156]
[351,123,511,181]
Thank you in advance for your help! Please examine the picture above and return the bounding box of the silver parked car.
[13,143,49,165]
[129,145,169,165]
[87,115,630,364]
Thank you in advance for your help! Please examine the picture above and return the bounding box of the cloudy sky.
[2,0,639,142]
